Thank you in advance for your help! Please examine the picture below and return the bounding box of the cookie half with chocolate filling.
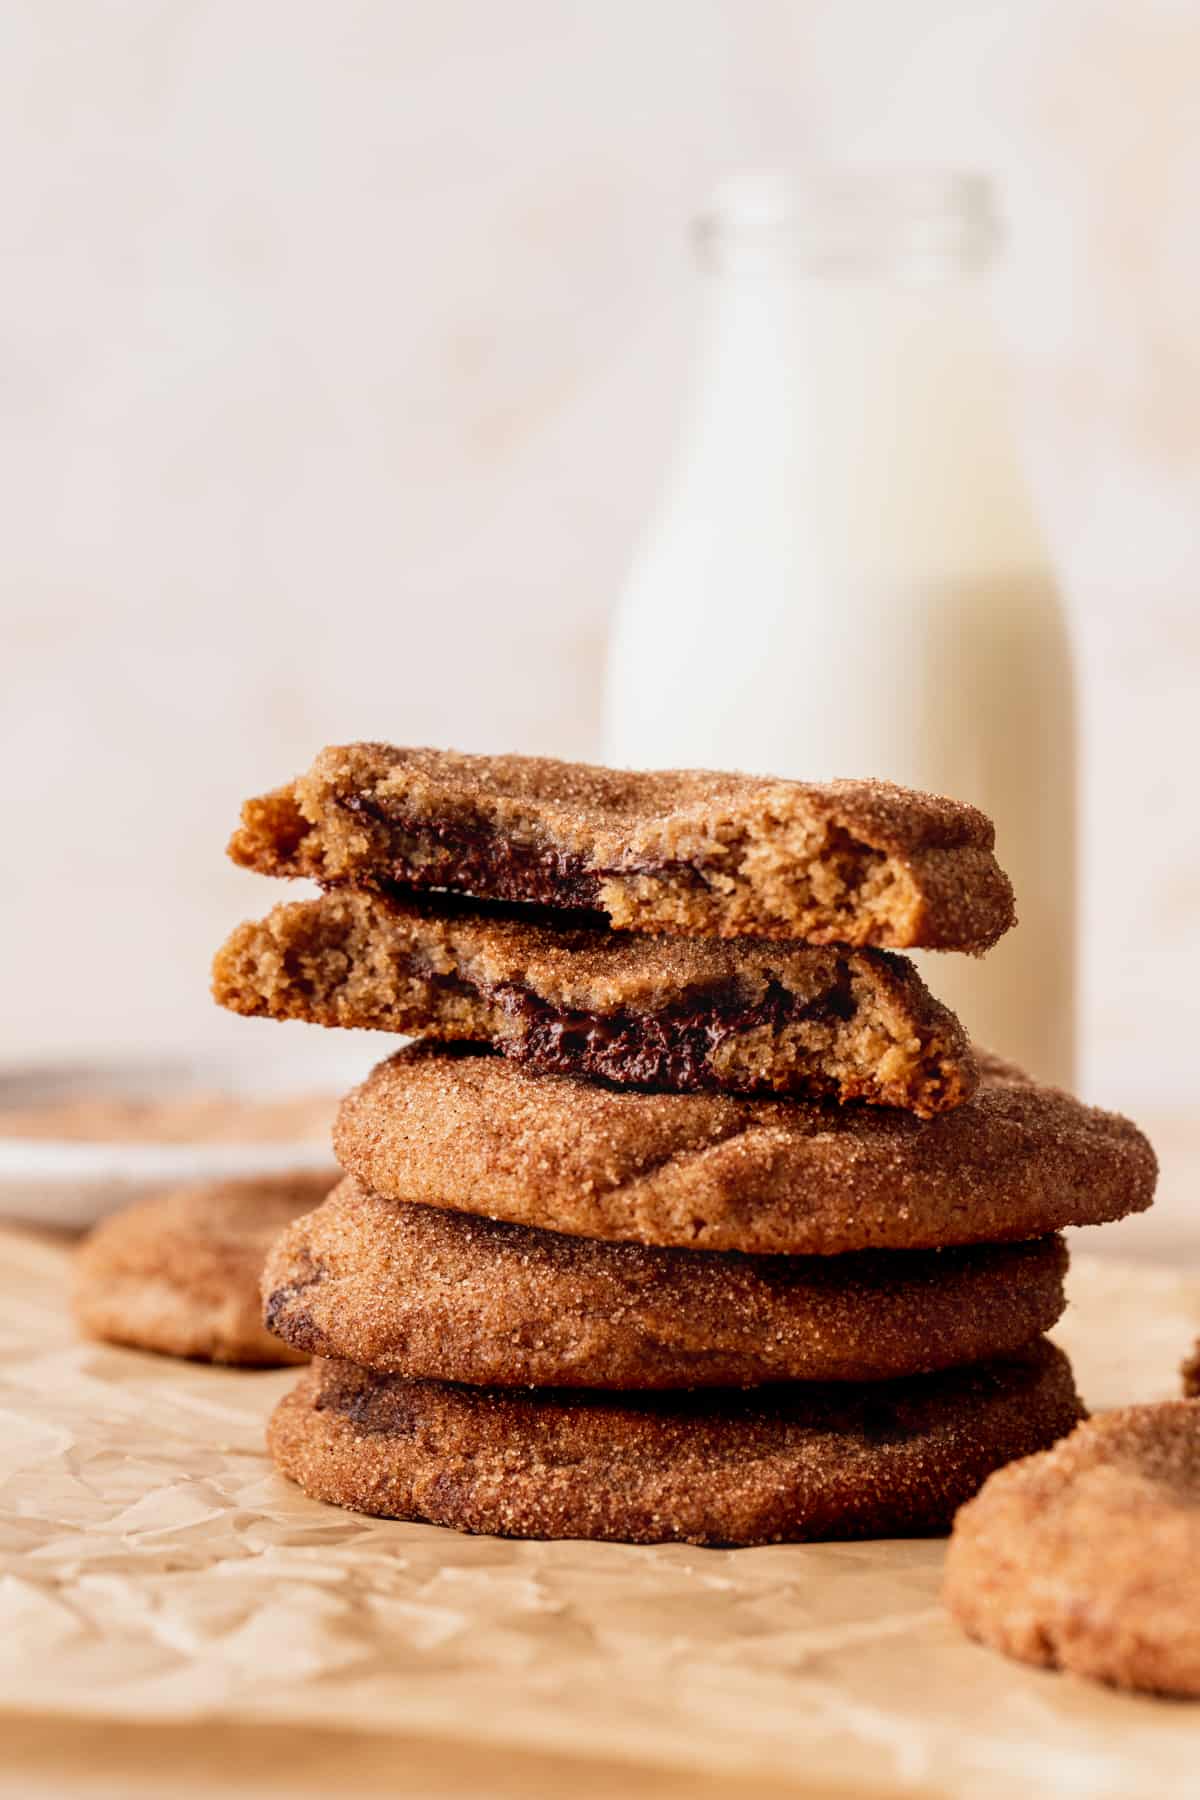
[213,889,976,1115]
[229,742,1015,951]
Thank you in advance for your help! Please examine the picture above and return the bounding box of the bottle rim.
[693,167,1001,275]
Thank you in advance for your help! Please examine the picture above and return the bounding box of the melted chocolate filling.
[492,976,857,1094]
[264,1265,329,1354]
[336,795,750,913]
[338,795,603,909]
[332,795,883,1096]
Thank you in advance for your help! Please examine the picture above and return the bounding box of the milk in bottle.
[604,171,1075,1086]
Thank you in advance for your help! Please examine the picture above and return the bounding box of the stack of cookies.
[213,744,1156,1547]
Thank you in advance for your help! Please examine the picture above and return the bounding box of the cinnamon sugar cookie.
[215,888,975,1115]
[229,742,1015,951]
[74,1173,334,1365]
[268,1340,1083,1546]
[945,1404,1200,1696]
[262,1176,1068,1388]
[333,1045,1156,1256]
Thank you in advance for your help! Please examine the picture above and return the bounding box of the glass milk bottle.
[604,171,1075,1088]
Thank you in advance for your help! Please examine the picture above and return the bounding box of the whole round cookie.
[263,1175,1069,1388]
[268,1339,1083,1546]
[945,1404,1200,1696]
[74,1173,335,1366]
[333,1045,1156,1255]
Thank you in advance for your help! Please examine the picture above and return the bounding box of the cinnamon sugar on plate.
[0,1090,337,1145]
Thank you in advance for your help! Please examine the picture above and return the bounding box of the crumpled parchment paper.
[0,1226,1197,1799]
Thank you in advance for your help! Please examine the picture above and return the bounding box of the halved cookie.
[214,889,975,1115]
[229,742,1015,951]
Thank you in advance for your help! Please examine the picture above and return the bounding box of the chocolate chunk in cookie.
[945,1403,1200,1697]
[263,1176,1068,1388]
[229,743,1015,952]
[214,889,976,1116]
[74,1173,334,1365]
[333,1044,1156,1256]
[268,1340,1083,1546]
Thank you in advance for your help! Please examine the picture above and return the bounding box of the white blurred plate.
[0,1035,387,1230]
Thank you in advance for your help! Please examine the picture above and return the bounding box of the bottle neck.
[693,259,994,416]
[669,183,1046,580]
[686,167,1005,444]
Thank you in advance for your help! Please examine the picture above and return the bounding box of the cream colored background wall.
[2,0,1196,1110]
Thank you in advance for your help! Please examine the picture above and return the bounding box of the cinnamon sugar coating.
[215,889,976,1116]
[945,1404,1200,1696]
[333,1045,1156,1256]
[262,1177,1068,1388]
[267,1340,1082,1546]
[74,1174,334,1366]
[228,743,1016,952]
